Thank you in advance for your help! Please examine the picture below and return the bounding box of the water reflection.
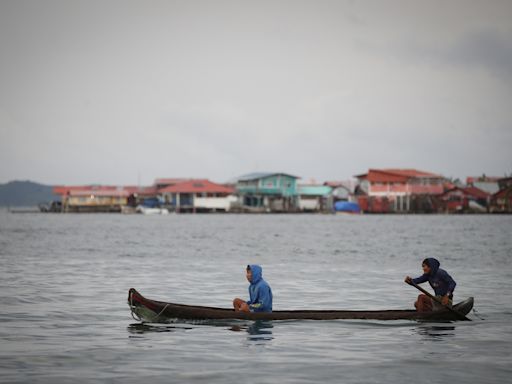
[127,320,273,342]
[127,322,193,336]
[230,321,274,342]
[415,324,456,340]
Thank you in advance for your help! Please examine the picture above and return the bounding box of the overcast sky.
[0,0,511,185]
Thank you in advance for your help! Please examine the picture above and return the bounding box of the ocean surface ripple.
[1,212,511,383]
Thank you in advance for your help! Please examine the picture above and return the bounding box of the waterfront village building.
[54,180,235,213]
[49,173,511,215]
[234,173,300,212]
[466,176,501,195]
[153,178,190,190]
[297,184,333,212]
[54,185,130,213]
[438,186,489,213]
[490,177,512,213]
[354,169,445,213]
[159,179,236,213]
[324,180,357,202]
[124,185,161,208]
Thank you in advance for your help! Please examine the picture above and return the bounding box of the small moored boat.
[135,205,169,215]
[127,288,474,323]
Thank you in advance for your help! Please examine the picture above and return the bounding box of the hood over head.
[248,264,263,284]
[425,258,440,275]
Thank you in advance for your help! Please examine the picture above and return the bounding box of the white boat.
[135,205,169,215]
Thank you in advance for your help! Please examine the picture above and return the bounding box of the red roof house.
[354,169,445,213]
[438,186,490,213]
[154,178,191,189]
[159,179,234,195]
[159,179,235,212]
[355,169,445,197]
[490,177,512,213]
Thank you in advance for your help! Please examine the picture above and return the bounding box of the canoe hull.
[127,288,474,323]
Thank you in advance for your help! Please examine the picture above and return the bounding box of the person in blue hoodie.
[405,258,457,312]
[233,265,273,313]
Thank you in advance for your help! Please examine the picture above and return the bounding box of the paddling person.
[405,258,456,312]
[233,265,273,313]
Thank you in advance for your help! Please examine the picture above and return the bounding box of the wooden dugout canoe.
[127,288,474,323]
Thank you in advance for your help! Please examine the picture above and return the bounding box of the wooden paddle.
[407,280,471,321]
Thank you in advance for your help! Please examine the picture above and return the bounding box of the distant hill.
[0,181,56,206]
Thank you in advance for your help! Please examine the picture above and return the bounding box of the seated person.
[405,258,456,312]
[233,264,273,313]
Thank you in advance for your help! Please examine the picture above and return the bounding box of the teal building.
[235,172,300,212]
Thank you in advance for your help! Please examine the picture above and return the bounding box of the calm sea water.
[1,211,511,383]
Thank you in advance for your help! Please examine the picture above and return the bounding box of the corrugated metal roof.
[124,186,159,196]
[67,189,130,197]
[466,176,502,184]
[297,185,332,196]
[381,169,442,178]
[236,172,300,181]
[469,181,500,195]
[154,178,190,185]
[53,185,126,195]
[159,179,234,194]
[54,185,157,196]
[324,180,358,193]
[463,186,490,199]
[355,169,443,182]
[441,186,489,199]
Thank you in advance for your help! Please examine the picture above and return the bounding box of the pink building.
[354,169,445,213]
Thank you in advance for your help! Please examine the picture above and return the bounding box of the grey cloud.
[449,29,512,79]
[396,28,512,81]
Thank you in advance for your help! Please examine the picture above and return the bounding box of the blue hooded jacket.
[246,265,273,312]
[412,258,456,297]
